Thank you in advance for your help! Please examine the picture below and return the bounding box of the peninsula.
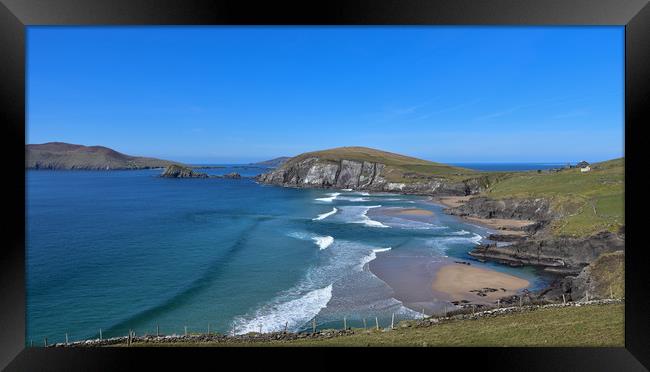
[26,142,180,170]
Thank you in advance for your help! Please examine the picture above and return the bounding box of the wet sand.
[432,263,529,304]
[369,254,450,315]
[394,208,434,216]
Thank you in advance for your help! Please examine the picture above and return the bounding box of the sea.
[26,163,560,345]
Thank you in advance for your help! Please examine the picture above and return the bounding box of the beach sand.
[432,263,529,304]
[394,208,434,216]
[464,217,534,236]
[435,196,473,208]
[432,196,534,236]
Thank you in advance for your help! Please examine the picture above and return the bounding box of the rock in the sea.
[223,172,242,179]
[160,164,208,178]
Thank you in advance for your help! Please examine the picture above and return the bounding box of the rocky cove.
[256,155,625,304]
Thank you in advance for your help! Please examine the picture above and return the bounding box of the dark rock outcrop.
[257,157,490,196]
[469,231,624,273]
[446,196,554,223]
[160,164,208,178]
[223,172,242,179]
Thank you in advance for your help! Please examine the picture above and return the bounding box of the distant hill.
[251,156,290,168]
[26,142,180,170]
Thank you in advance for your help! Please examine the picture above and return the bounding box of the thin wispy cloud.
[553,109,589,119]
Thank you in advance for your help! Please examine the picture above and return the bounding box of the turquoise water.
[26,167,548,344]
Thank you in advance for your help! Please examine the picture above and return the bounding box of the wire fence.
[29,292,620,347]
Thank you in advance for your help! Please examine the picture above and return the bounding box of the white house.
[580,165,591,173]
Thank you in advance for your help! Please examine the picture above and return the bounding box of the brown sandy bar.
[464,216,534,236]
[394,208,434,216]
[433,196,472,208]
[432,263,529,304]
[430,197,534,236]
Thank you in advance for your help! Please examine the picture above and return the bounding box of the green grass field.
[484,158,624,237]
[120,303,623,347]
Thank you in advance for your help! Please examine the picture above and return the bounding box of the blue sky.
[27,27,624,164]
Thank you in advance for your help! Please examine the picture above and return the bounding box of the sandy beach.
[464,216,534,236]
[435,196,473,208]
[394,208,434,216]
[432,263,529,304]
[432,196,534,236]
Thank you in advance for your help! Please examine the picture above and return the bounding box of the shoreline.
[431,262,530,305]
[429,196,534,237]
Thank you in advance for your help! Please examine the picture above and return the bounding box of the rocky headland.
[257,146,496,196]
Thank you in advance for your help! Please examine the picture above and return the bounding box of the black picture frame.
[1,0,648,370]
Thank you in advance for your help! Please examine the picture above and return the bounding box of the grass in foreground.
[121,303,623,347]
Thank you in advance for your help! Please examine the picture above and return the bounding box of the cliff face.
[469,231,624,274]
[446,197,555,224]
[257,157,488,196]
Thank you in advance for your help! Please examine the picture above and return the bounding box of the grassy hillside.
[26,142,180,170]
[119,303,623,347]
[483,158,624,237]
[286,146,481,183]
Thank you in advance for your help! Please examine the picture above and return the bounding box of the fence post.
[284,321,288,333]
[65,333,68,346]
[312,318,316,333]
[30,339,33,347]
[44,337,47,347]
[99,328,103,340]
[422,308,426,319]
[184,326,187,337]
[343,317,347,330]
[562,294,566,305]
[363,318,367,330]
[156,324,160,337]
[610,285,613,299]
[232,323,236,337]
[391,313,395,329]
[127,331,131,346]
[472,305,475,315]
[259,324,263,334]
[497,299,500,308]
[375,317,379,330]
[519,296,522,307]
[208,323,211,335]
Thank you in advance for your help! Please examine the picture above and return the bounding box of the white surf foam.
[315,192,341,202]
[358,205,390,228]
[312,236,334,250]
[357,247,392,271]
[341,189,353,192]
[313,207,338,221]
[288,232,335,250]
[450,229,471,235]
[232,284,333,334]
